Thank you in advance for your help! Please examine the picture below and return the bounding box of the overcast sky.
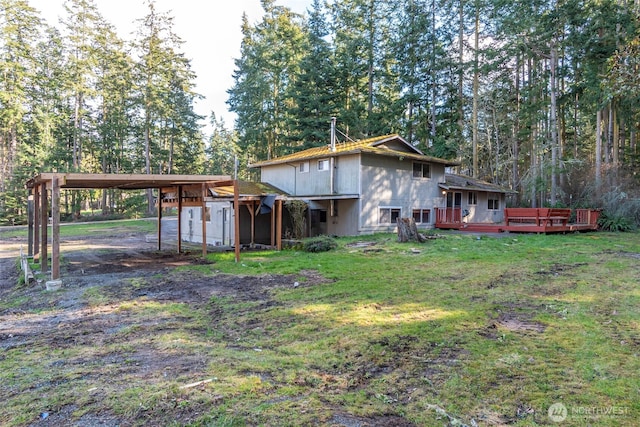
[29,0,312,131]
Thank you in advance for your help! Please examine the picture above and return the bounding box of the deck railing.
[435,207,461,224]
[575,209,601,225]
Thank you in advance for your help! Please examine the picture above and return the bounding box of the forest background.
[1,0,640,228]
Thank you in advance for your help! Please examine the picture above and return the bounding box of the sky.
[29,0,313,132]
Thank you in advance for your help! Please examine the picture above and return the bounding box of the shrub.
[595,187,640,231]
[303,235,338,253]
[598,212,636,232]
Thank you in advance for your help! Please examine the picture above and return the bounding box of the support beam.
[177,185,182,253]
[34,185,40,259]
[234,180,240,263]
[276,199,283,251]
[51,176,60,280]
[28,192,34,257]
[40,183,48,274]
[201,183,207,258]
[271,203,276,247]
[157,189,162,251]
[245,201,256,247]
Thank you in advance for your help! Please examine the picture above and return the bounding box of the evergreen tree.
[206,113,239,177]
[287,0,339,147]
[0,0,42,224]
[133,0,204,211]
[227,0,306,160]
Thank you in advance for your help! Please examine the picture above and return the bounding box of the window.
[488,196,500,210]
[202,207,211,222]
[318,159,330,171]
[299,161,309,173]
[412,162,431,178]
[468,192,477,205]
[379,207,401,224]
[412,209,431,224]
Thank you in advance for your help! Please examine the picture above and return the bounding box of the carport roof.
[26,173,232,190]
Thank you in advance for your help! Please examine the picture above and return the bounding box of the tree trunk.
[397,217,426,243]
[595,109,602,191]
[458,0,465,153]
[549,44,558,206]
[472,2,479,178]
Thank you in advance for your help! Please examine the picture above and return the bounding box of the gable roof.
[208,180,288,198]
[250,134,460,167]
[440,174,517,194]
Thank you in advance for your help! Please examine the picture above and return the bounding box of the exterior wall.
[455,191,505,223]
[180,202,283,246]
[180,202,235,247]
[260,154,360,196]
[359,154,446,234]
[307,198,360,237]
[260,164,297,194]
[333,154,360,195]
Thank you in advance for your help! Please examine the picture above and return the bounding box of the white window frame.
[318,159,330,171]
[299,161,309,173]
[488,196,500,210]
[412,162,431,179]
[379,206,402,224]
[412,208,431,224]
[468,192,477,205]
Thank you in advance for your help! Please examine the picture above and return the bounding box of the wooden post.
[270,202,276,247]
[51,176,60,280]
[234,180,240,263]
[201,183,207,257]
[276,199,283,251]
[41,183,48,274]
[27,192,34,257]
[177,185,182,253]
[33,184,40,259]
[157,189,162,251]
[246,201,256,247]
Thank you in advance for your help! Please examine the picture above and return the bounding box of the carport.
[25,173,268,281]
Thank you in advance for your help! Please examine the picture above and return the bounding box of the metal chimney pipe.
[330,117,337,152]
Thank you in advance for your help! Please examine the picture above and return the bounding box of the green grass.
[0,218,157,239]
[201,232,640,425]
[1,230,639,426]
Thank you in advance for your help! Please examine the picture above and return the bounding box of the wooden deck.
[435,208,600,234]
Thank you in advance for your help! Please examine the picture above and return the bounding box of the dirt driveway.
[0,219,324,426]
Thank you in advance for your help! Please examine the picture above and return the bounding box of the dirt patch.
[495,313,546,333]
[0,221,337,426]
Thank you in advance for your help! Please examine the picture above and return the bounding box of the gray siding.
[460,191,505,223]
[260,164,297,194]
[261,154,360,197]
[359,154,446,233]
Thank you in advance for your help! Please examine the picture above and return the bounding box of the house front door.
[446,192,462,208]
[444,192,462,223]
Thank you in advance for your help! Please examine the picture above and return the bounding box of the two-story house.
[179,133,514,245]
[252,134,511,236]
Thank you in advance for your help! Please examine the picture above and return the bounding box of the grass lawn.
[1,227,638,426]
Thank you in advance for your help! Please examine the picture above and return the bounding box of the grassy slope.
[1,229,638,426]
[203,232,639,426]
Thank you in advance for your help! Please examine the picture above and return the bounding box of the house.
[437,173,517,225]
[179,180,288,247]
[179,134,515,245]
[250,134,513,237]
